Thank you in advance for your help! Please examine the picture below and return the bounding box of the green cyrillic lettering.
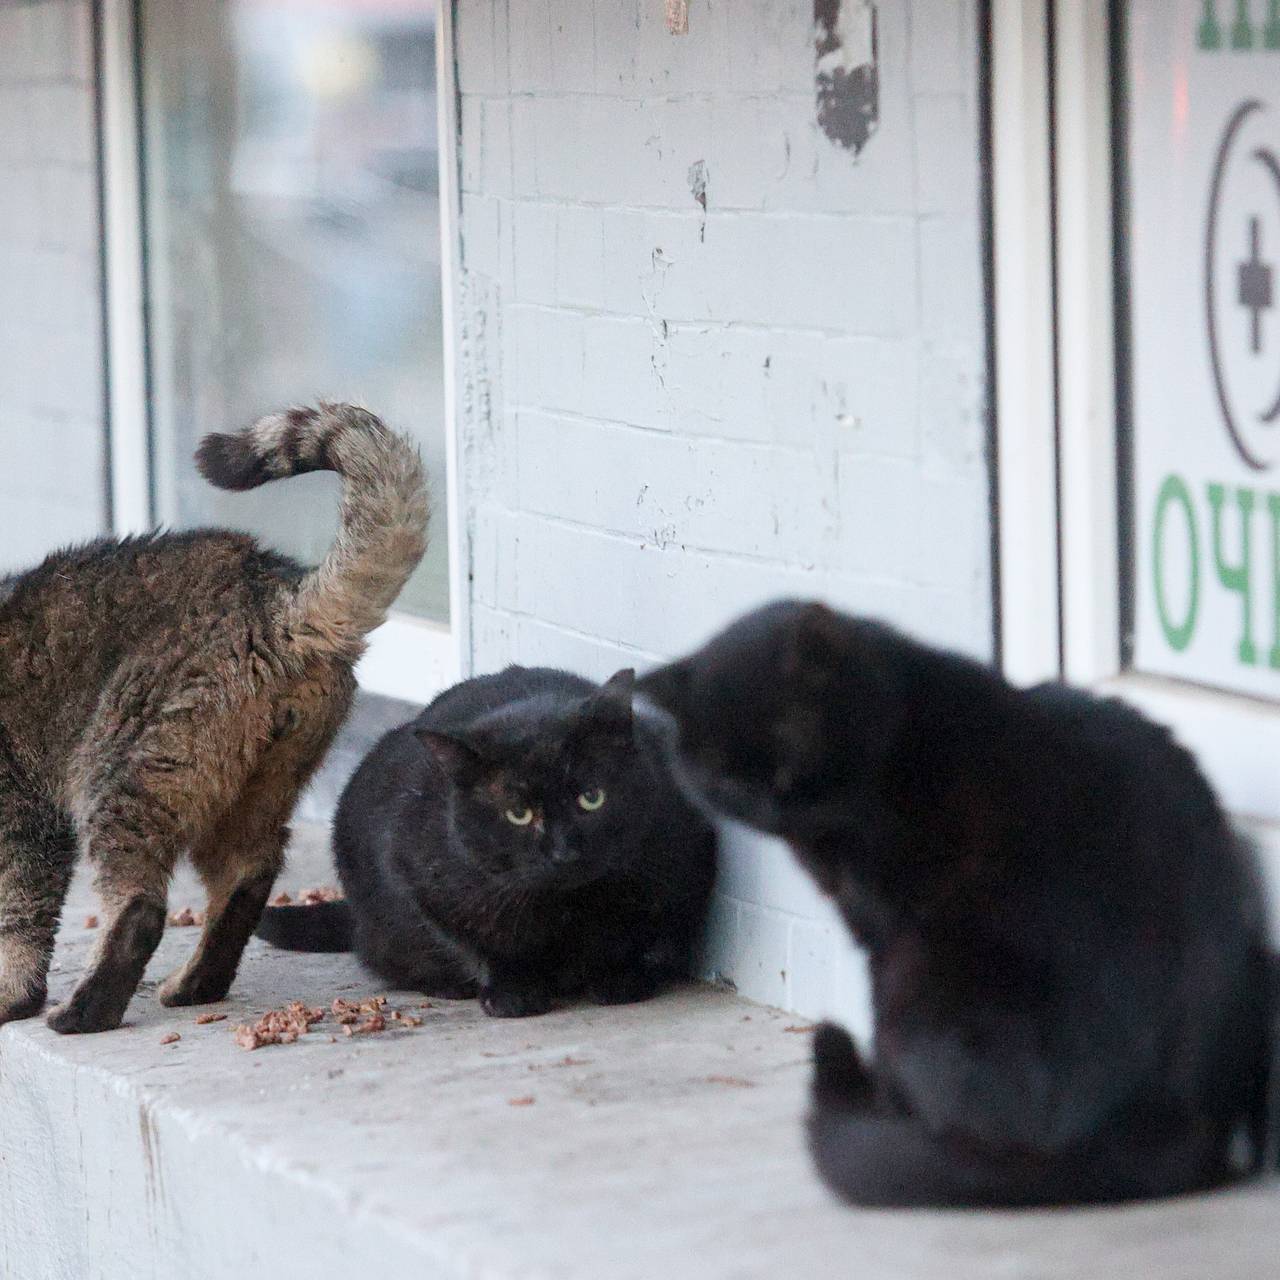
[1269,493,1280,670]
[1208,483,1257,666]
[1154,475,1200,654]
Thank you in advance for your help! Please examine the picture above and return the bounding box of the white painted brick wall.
[0,0,106,576]
[452,0,991,1034]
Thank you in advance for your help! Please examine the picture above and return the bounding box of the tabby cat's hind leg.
[159,699,348,1008]
[48,663,265,1034]
[45,851,171,1035]
[0,798,77,1024]
[157,810,288,1008]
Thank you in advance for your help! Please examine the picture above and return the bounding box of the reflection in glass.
[141,0,447,619]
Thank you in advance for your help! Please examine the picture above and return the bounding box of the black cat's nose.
[549,840,578,865]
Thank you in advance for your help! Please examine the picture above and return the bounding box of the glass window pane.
[139,0,447,621]
[0,0,106,576]
[1117,2,1280,704]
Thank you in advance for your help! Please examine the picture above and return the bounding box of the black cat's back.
[422,664,595,729]
[638,601,1273,1207]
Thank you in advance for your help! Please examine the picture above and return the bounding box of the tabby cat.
[0,403,427,1033]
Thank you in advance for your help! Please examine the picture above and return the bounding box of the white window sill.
[2,825,1277,1279]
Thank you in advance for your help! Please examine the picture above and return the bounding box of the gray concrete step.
[1,826,1277,1279]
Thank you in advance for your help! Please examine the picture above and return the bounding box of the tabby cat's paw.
[480,985,554,1018]
[0,985,47,1025]
[157,969,233,1008]
[811,1021,874,1109]
[46,989,128,1035]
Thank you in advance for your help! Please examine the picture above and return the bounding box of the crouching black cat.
[638,600,1275,1208]
[257,666,716,1017]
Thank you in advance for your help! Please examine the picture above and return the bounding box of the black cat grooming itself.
[258,667,716,1017]
[638,601,1274,1208]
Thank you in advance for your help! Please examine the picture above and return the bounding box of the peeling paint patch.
[687,159,708,241]
[814,0,879,156]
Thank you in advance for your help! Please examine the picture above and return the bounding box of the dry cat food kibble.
[705,1075,756,1088]
[160,1032,181,1045]
[301,885,343,905]
[507,1095,536,1107]
[83,914,98,929]
[232,995,422,1050]
[232,1001,325,1050]
[343,1012,386,1037]
[330,995,387,1025]
[167,906,204,927]
[194,1011,227,1025]
[269,885,344,908]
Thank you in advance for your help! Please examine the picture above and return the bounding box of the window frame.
[97,0,465,706]
[991,0,1280,841]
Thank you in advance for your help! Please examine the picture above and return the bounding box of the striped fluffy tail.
[196,402,429,661]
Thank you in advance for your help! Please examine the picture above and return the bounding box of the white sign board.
[1126,2,1280,702]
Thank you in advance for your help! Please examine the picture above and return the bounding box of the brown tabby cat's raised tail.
[0,402,426,1034]
[197,401,429,661]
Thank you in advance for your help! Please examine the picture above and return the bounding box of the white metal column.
[991,0,1061,685]
[99,0,151,537]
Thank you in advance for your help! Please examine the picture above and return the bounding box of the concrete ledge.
[2,827,1279,1279]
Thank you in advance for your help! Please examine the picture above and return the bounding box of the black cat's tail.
[255,901,354,953]
[807,1023,1223,1210]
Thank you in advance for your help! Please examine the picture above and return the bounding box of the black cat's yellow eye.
[504,806,535,827]
[577,788,606,812]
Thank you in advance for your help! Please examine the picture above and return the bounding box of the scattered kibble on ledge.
[232,995,423,1050]
[269,885,343,908]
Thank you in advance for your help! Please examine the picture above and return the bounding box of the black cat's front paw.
[588,967,663,1006]
[811,1021,874,1109]
[480,984,554,1018]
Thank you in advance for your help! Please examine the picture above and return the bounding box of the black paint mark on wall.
[814,0,879,156]
[688,160,708,241]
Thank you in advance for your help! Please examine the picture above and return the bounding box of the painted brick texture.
[453,0,991,1030]
[0,0,105,576]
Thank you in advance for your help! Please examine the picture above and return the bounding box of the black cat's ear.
[782,601,846,685]
[414,729,482,777]
[577,668,635,741]
[634,660,689,716]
